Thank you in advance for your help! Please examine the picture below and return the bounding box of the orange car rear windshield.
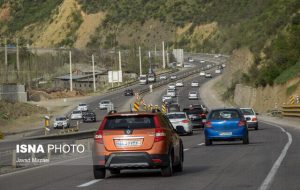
[104,115,155,130]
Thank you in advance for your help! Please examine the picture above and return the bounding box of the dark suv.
[93,112,184,178]
[183,107,207,128]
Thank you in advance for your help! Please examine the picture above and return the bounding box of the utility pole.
[167,48,169,67]
[92,54,96,92]
[118,51,122,86]
[16,38,20,81]
[148,51,151,71]
[69,51,73,91]
[154,44,157,66]
[139,46,142,76]
[4,38,8,83]
[162,41,166,69]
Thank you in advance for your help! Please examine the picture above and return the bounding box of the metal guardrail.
[282,104,300,117]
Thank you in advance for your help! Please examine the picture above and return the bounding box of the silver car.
[167,89,176,97]
[188,91,198,100]
[240,108,259,130]
[191,81,199,87]
[53,116,70,129]
[166,112,193,135]
[70,110,83,120]
[99,100,112,110]
[176,81,184,87]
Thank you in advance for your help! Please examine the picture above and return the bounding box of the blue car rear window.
[210,110,240,120]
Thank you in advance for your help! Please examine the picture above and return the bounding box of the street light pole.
[69,51,73,91]
[92,54,96,92]
[139,46,142,76]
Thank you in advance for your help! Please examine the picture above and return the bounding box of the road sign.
[133,102,140,112]
[161,104,166,113]
[289,96,295,104]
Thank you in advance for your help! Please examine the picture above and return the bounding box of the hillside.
[0,0,299,87]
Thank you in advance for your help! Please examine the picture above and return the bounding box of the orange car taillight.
[154,128,166,142]
[154,116,166,142]
[238,120,246,127]
[94,130,103,144]
[252,117,257,121]
[205,121,212,128]
[94,118,107,144]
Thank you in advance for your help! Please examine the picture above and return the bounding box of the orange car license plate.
[115,139,142,148]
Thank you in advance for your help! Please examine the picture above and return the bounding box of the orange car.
[93,112,184,178]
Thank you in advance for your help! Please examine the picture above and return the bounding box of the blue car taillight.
[238,120,246,127]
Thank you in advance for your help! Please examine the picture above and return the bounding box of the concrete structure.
[0,84,28,102]
[53,71,108,91]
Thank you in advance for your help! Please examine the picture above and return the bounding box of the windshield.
[241,109,254,115]
[72,111,81,114]
[55,117,66,121]
[101,101,110,104]
[210,110,241,120]
[104,116,155,130]
[79,104,86,106]
[167,113,186,119]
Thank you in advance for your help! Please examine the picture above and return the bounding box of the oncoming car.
[191,81,199,87]
[99,100,112,110]
[204,108,249,146]
[77,103,88,112]
[70,110,83,120]
[53,116,70,129]
[93,112,184,178]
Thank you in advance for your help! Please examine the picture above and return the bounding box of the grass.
[275,62,300,84]
[0,131,3,139]
[286,81,300,96]
[0,101,47,121]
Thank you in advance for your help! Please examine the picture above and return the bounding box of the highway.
[0,56,299,190]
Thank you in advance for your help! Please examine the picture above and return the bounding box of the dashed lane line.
[198,143,204,146]
[77,179,103,187]
[184,148,189,151]
[258,121,293,190]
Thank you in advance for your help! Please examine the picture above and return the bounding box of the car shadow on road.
[107,166,210,179]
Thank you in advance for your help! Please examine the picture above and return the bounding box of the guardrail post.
[47,149,51,160]
[12,150,16,168]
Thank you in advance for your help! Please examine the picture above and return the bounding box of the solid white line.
[77,179,102,187]
[258,121,293,190]
[198,143,204,146]
[183,148,189,151]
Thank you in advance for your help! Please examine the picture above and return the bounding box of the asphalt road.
[1,56,299,190]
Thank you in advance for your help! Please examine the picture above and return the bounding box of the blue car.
[204,108,249,145]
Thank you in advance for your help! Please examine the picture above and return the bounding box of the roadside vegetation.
[0,0,63,34]
[0,0,299,87]
[0,100,47,122]
[77,0,300,87]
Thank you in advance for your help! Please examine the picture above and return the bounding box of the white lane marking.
[258,121,293,190]
[198,143,204,146]
[184,148,189,151]
[77,179,102,187]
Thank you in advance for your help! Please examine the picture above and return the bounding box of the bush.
[0,131,3,139]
